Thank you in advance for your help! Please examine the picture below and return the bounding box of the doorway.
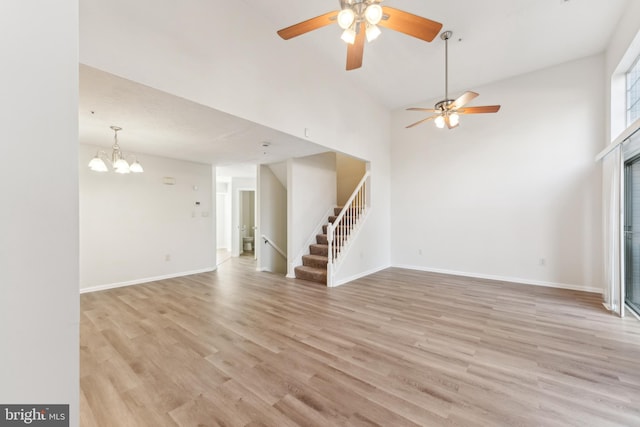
[239,190,256,259]
[624,155,640,316]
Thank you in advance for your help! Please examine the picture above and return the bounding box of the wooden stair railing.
[326,171,370,286]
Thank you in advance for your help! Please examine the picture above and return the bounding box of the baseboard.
[392,264,603,294]
[80,267,217,294]
[332,264,391,288]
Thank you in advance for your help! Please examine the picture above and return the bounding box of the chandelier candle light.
[88,126,144,174]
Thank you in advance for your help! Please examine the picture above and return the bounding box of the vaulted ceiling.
[79,0,629,166]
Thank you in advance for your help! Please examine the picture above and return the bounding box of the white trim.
[79,267,216,294]
[392,264,603,294]
[596,118,640,161]
[331,264,391,288]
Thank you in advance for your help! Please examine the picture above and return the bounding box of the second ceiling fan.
[277,0,443,70]
[406,31,501,129]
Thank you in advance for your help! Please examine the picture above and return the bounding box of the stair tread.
[294,265,327,284]
[303,254,328,261]
[295,267,327,279]
[295,265,326,273]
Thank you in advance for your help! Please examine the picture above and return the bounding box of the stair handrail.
[327,171,370,286]
[261,235,286,259]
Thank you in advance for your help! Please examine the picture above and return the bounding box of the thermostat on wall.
[163,177,176,185]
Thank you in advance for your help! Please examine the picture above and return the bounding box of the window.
[628,55,640,125]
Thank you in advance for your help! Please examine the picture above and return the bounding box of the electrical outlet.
[165,254,171,262]
[539,258,546,266]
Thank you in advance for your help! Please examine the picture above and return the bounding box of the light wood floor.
[80,257,640,426]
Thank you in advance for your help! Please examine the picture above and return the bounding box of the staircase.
[294,171,370,286]
[294,210,339,285]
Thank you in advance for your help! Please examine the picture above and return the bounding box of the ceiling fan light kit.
[337,2,383,43]
[406,30,501,130]
[277,0,442,70]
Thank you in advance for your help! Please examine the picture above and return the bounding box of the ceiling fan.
[277,0,443,71]
[406,31,501,129]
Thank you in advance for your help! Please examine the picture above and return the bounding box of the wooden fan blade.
[277,11,338,40]
[451,91,479,110]
[458,105,501,114]
[378,7,443,42]
[406,115,437,128]
[346,27,366,70]
[406,107,439,112]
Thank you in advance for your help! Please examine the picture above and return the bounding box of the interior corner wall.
[336,153,367,206]
[259,165,287,273]
[288,153,337,275]
[79,144,214,290]
[390,54,605,292]
[80,0,393,279]
[0,1,79,424]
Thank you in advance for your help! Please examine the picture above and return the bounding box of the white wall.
[259,164,288,273]
[605,1,640,141]
[80,0,392,279]
[0,1,79,424]
[79,144,214,291]
[288,153,337,276]
[391,55,605,292]
[336,153,367,206]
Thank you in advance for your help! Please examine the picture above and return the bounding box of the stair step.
[309,244,328,256]
[302,254,328,269]
[294,266,327,284]
[294,205,365,287]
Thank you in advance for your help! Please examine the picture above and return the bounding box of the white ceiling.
[256,0,629,109]
[79,0,630,166]
[79,65,330,166]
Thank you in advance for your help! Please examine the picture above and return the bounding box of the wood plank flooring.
[80,257,640,426]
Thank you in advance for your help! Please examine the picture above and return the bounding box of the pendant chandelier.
[88,126,143,174]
